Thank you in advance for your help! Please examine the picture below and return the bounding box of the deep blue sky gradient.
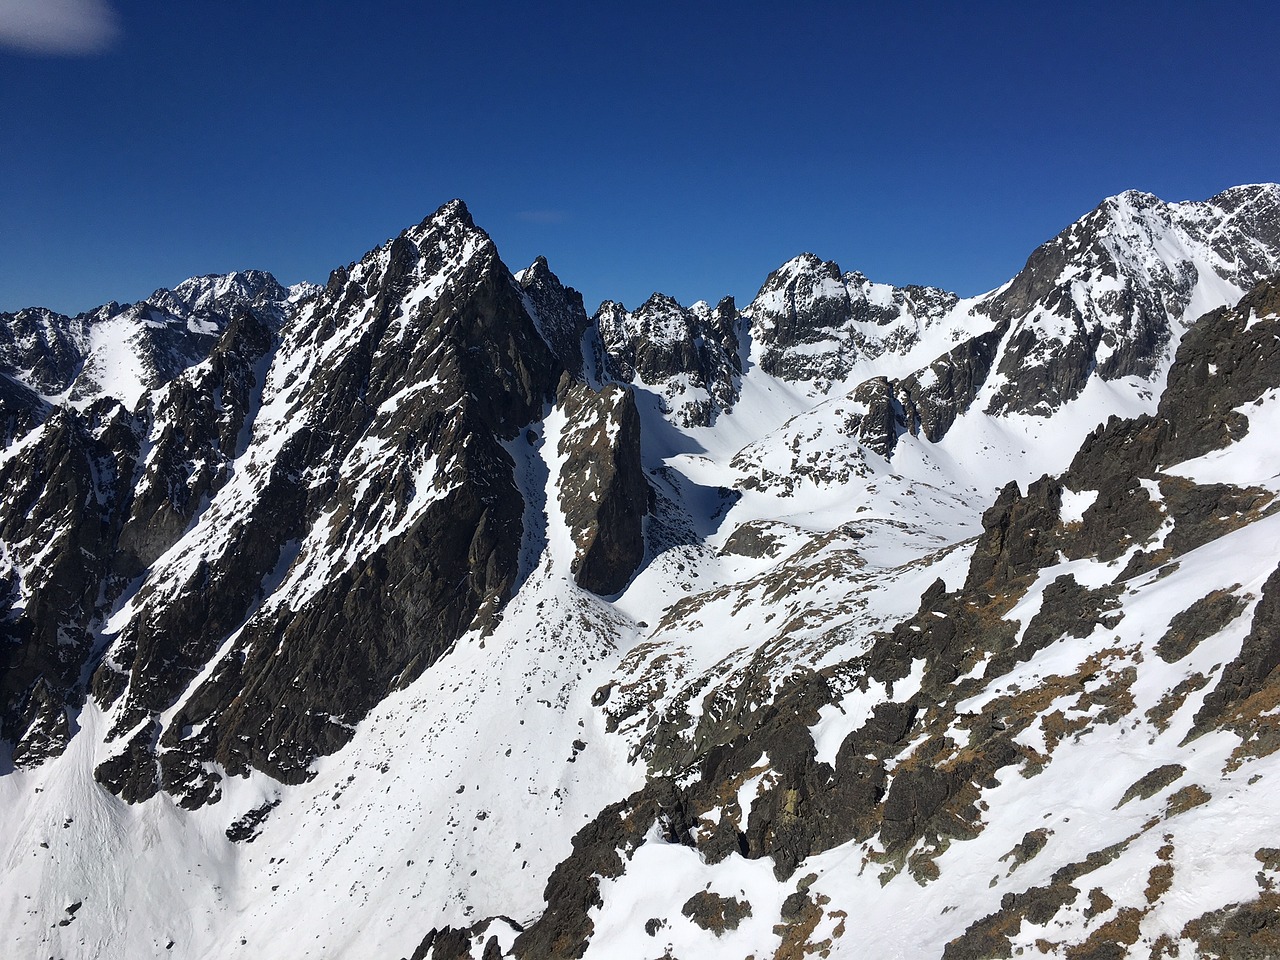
[2,1,1278,315]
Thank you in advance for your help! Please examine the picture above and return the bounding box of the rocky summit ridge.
[3,186,1280,960]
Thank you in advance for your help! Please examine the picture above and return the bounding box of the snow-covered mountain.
[3,184,1280,960]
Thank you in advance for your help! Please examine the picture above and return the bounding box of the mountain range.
[3,184,1280,959]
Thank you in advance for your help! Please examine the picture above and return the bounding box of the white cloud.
[0,0,120,55]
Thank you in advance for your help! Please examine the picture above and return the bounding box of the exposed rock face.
[115,305,278,578]
[596,293,742,426]
[409,920,520,960]
[509,609,1001,958]
[954,278,1280,597]
[729,185,1280,454]
[748,253,957,388]
[147,269,294,320]
[0,271,295,428]
[588,189,1280,473]
[0,277,303,768]
[725,317,1004,478]
[556,380,648,596]
[896,323,1006,443]
[1191,563,1280,738]
[0,306,92,397]
[0,372,51,446]
[681,890,752,934]
[963,476,1065,592]
[1155,277,1280,462]
[1117,763,1186,807]
[0,200,582,803]
[0,404,137,765]
[519,256,592,379]
[984,185,1280,415]
[492,276,1280,960]
[762,319,1007,465]
[718,519,790,559]
[847,376,905,458]
[88,200,565,800]
[1155,590,1249,664]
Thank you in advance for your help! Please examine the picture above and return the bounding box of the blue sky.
[2,1,1277,315]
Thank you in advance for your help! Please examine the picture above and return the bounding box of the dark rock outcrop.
[749,253,957,387]
[847,376,905,458]
[556,380,649,596]
[115,303,277,579]
[92,200,566,799]
[0,405,136,763]
[0,372,52,445]
[1191,563,1280,739]
[3,201,587,797]
[1155,590,1248,664]
[963,477,1064,593]
[680,890,752,934]
[493,274,1280,957]
[0,306,91,396]
[519,256,591,379]
[897,323,1006,443]
[1155,277,1280,464]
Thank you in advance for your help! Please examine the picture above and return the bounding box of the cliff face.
[555,379,648,596]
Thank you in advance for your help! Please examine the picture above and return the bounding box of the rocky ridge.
[596,293,743,427]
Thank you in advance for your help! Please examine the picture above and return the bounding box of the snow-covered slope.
[2,186,1280,960]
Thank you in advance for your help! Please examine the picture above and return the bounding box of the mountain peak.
[1107,187,1163,209]
[519,254,590,377]
[762,252,842,288]
[159,269,289,315]
[427,197,474,229]
[1207,181,1280,205]
[638,291,686,314]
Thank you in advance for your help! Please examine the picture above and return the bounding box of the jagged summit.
[745,248,961,393]
[519,254,591,378]
[977,183,1280,417]
[153,269,289,315]
[3,185,1280,960]
[596,289,742,427]
[430,196,476,226]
